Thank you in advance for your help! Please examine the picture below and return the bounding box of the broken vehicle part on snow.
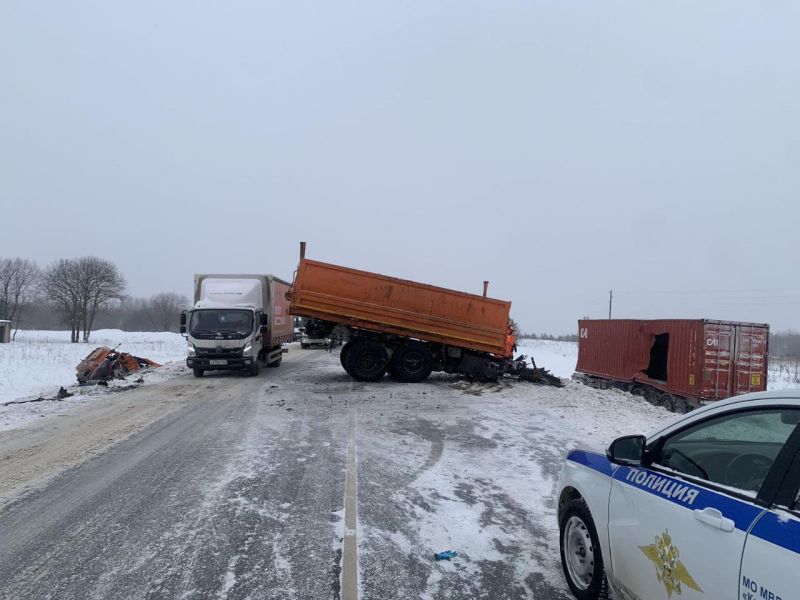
[509,355,563,387]
[76,345,161,384]
[434,550,458,561]
[2,386,74,406]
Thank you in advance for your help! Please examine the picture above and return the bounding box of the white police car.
[557,390,800,600]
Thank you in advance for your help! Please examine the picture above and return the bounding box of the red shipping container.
[576,319,769,405]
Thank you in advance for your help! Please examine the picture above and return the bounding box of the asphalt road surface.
[0,347,635,600]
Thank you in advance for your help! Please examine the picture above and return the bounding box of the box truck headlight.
[188,344,196,356]
[242,344,252,355]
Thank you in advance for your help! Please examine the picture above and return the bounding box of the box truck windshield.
[189,309,253,339]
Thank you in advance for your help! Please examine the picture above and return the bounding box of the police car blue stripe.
[566,450,614,477]
[612,465,764,532]
[566,450,800,555]
[750,511,800,555]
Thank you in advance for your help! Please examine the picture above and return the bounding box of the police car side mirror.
[607,435,646,466]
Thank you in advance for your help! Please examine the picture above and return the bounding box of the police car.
[557,390,800,600]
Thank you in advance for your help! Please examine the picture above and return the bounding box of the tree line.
[0,257,187,342]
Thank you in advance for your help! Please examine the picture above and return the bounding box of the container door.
[702,323,735,399]
[732,325,768,395]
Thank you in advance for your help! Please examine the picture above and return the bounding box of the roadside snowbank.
[0,330,187,431]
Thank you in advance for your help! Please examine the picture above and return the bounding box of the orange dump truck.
[288,243,561,385]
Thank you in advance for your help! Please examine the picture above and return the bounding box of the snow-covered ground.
[516,338,579,379]
[0,329,187,432]
[768,357,800,391]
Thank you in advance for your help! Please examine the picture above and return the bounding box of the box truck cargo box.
[182,274,292,377]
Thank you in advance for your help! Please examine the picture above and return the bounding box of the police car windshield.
[189,309,254,338]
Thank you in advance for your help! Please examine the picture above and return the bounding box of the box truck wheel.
[248,361,261,377]
[347,341,388,382]
[193,368,204,378]
[392,342,433,383]
[268,355,282,368]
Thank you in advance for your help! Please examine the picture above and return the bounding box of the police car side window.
[656,409,800,496]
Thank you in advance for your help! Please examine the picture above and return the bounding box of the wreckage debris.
[76,345,161,384]
[2,386,74,407]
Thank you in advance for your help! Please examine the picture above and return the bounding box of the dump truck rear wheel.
[347,341,388,382]
[340,342,354,374]
[193,368,204,378]
[392,342,433,382]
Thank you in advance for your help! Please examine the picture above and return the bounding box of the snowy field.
[768,357,800,390]
[516,339,579,379]
[0,329,187,432]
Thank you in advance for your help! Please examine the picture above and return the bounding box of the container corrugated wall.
[577,319,769,402]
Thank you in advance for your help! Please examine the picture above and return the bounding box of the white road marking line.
[341,409,359,600]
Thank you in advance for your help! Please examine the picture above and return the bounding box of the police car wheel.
[560,499,606,599]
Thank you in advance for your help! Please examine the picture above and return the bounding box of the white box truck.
[180,274,293,377]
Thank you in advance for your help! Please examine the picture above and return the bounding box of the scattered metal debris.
[2,386,73,406]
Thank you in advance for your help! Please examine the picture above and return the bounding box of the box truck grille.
[196,347,243,358]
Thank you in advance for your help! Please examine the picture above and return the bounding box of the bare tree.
[147,292,189,332]
[42,259,82,342]
[0,258,40,338]
[75,257,126,342]
[41,257,126,342]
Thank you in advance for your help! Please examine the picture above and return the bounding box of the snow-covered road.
[0,346,675,599]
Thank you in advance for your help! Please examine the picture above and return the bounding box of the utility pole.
[608,290,613,319]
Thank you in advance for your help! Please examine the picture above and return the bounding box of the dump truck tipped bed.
[288,259,514,357]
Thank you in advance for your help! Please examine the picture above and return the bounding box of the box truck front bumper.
[186,356,254,371]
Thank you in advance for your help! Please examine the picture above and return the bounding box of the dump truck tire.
[340,343,354,374]
[392,342,433,383]
[347,341,388,382]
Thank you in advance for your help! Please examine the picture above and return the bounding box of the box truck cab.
[180,274,293,377]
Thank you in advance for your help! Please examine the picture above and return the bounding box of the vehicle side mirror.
[179,312,187,326]
[260,314,269,326]
[179,325,187,334]
[607,435,646,466]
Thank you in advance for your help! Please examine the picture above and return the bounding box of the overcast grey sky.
[2,1,798,334]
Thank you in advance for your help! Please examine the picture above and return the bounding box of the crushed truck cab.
[181,274,292,377]
[556,390,800,600]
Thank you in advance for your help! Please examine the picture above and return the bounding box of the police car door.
[607,407,800,600]
[739,420,800,600]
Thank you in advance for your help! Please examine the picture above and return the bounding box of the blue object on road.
[434,550,458,561]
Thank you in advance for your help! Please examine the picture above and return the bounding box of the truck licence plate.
[209,359,227,366]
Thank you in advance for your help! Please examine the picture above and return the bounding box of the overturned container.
[574,319,769,412]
